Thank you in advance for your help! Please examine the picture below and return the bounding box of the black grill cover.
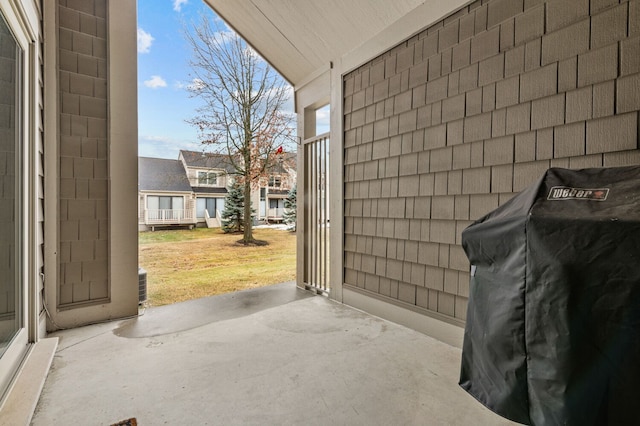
[459,166,640,426]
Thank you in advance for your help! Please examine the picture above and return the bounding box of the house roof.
[138,157,193,192]
[180,150,237,174]
[193,187,228,195]
[202,0,445,86]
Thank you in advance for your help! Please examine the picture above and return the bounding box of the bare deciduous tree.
[185,16,294,244]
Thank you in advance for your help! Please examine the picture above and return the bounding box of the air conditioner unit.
[138,267,147,304]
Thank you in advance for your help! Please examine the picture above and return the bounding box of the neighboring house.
[138,157,197,231]
[179,150,234,228]
[257,152,297,223]
[138,150,296,230]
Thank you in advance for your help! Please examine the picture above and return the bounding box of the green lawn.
[139,228,296,306]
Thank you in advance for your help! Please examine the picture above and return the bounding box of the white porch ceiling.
[202,0,428,87]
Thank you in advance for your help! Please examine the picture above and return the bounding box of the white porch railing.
[268,207,285,219]
[303,133,330,294]
[144,209,196,225]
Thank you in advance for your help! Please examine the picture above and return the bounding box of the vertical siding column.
[44,0,138,329]
[57,0,109,307]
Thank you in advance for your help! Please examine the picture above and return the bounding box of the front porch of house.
[30,282,516,425]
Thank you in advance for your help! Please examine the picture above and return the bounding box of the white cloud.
[187,78,206,91]
[173,79,201,90]
[137,28,154,54]
[144,75,168,89]
[173,0,188,11]
[139,135,201,159]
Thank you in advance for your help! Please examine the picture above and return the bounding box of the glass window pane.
[172,197,183,210]
[0,12,22,356]
[196,198,206,218]
[205,198,215,217]
[158,196,171,210]
[198,171,216,185]
[147,196,159,210]
[269,176,282,187]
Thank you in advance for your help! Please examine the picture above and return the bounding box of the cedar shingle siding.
[58,0,109,307]
[343,0,640,323]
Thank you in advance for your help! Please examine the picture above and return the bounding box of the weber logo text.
[547,186,609,201]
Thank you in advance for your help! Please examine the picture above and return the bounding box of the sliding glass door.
[196,197,224,218]
[0,8,28,399]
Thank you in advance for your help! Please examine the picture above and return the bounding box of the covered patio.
[31,283,514,425]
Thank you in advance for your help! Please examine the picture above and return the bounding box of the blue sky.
[137,0,327,160]
[137,0,210,159]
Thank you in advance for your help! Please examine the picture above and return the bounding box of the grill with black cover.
[459,166,640,425]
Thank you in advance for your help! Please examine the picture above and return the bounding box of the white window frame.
[147,195,185,210]
[268,175,282,188]
[197,171,218,186]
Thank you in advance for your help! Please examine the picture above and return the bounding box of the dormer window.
[268,176,281,188]
[198,171,217,186]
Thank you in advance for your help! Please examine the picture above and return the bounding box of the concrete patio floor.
[31,282,517,425]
